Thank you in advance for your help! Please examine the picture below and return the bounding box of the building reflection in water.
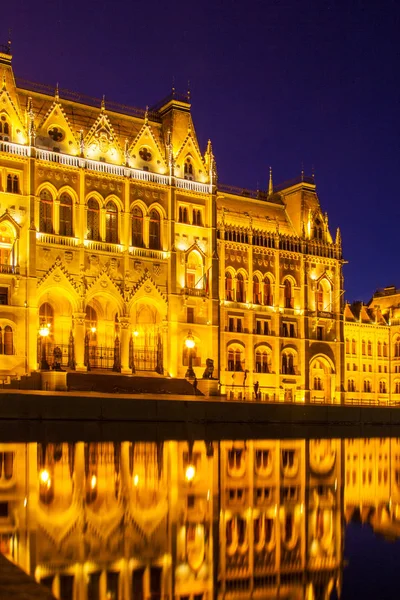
[1,438,400,599]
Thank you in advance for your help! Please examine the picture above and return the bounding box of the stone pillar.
[119,317,131,374]
[73,312,87,372]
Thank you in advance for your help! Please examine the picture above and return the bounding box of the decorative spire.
[301,163,304,181]
[144,105,149,126]
[79,129,85,157]
[124,138,130,166]
[268,166,273,196]
[171,76,175,97]
[167,128,175,176]
[1,71,6,91]
[27,97,35,146]
[55,82,59,102]
[101,95,105,111]
[335,227,342,246]
[187,79,191,102]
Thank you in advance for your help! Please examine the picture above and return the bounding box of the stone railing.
[84,239,124,253]
[36,233,79,247]
[129,246,166,260]
[0,140,30,157]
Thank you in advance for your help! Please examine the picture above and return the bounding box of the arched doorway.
[309,356,335,403]
[131,304,163,373]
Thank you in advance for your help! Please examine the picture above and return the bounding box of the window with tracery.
[253,276,261,304]
[236,273,245,303]
[225,272,233,301]
[264,276,273,306]
[192,209,202,226]
[284,279,293,309]
[39,189,53,233]
[105,201,118,243]
[87,198,100,241]
[6,175,19,194]
[0,115,10,140]
[149,209,161,249]
[184,157,194,180]
[281,352,295,375]
[131,206,144,247]
[59,193,73,237]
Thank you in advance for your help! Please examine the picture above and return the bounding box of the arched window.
[184,157,194,180]
[284,279,293,309]
[178,206,189,224]
[39,189,53,234]
[227,346,244,371]
[379,380,387,394]
[186,250,203,289]
[348,379,355,392]
[263,276,273,306]
[363,380,372,393]
[395,381,400,394]
[85,306,98,348]
[255,349,270,373]
[377,341,382,357]
[149,209,161,250]
[367,340,372,356]
[225,272,233,301]
[316,283,324,311]
[352,339,356,354]
[383,342,388,357]
[236,273,245,303]
[253,276,261,304]
[313,377,323,390]
[131,206,144,247]
[0,116,10,140]
[192,209,202,226]
[394,339,400,358]
[6,175,12,193]
[362,340,366,355]
[3,326,13,355]
[314,218,323,240]
[282,352,295,375]
[105,201,118,243]
[59,193,73,237]
[87,198,100,241]
[345,339,350,354]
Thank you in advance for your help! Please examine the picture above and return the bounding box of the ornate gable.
[129,270,167,307]
[37,257,80,297]
[0,78,26,143]
[174,127,207,182]
[128,119,167,173]
[36,100,79,154]
[84,108,122,164]
[86,267,124,299]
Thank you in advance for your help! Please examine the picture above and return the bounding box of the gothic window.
[59,193,73,237]
[348,379,355,392]
[87,198,100,241]
[6,174,19,194]
[0,326,14,355]
[184,157,194,180]
[394,339,400,358]
[105,201,118,243]
[362,340,366,355]
[263,276,273,306]
[48,126,65,142]
[225,272,233,301]
[192,209,202,226]
[149,209,161,249]
[131,206,144,247]
[363,380,372,393]
[255,349,270,373]
[227,346,243,371]
[345,339,350,354]
[379,380,387,394]
[0,115,10,140]
[236,273,245,303]
[281,352,295,375]
[367,340,372,356]
[316,283,324,311]
[6,175,12,193]
[253,275,261,304]
[313,377,323,391]
[314,218,323,240]
[377,341,382,357]
[284,279,293,309]
[395,381,400,394]
[352,339,356,354]
[179,206,189,224]
[39,189,54,234]
[383,342,388,357]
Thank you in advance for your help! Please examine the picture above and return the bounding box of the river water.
[1,437,400,599]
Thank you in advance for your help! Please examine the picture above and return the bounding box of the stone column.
[119,317,131,374]
[73,312,87,372]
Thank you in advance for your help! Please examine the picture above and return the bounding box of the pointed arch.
[105,200,118,244]
[39,188,54,234]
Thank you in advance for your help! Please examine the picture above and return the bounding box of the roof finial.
[268,166,273,196]
[55,82,59,101]
[124,138,130,166]
[335,227,342,247]
[101,95,105,111]
[311,164,315,181]
[187,79,191,102]
[171,76,175,97]
[27,98,36,146]
[1,71,6,91]
[301,162,304,181]
[144,105,149,125]
[79,129,85,157]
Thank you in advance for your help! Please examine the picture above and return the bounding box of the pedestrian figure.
[254,380,260,400]
[193,375,198,395]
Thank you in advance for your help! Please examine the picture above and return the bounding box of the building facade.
[0,47,354,404]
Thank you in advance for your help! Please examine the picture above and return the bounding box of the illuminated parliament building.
[0,44,400,405]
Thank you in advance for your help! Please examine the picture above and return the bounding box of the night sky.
[2,1,400,302]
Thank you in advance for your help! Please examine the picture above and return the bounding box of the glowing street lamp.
[185,330,196,379]
[39,323,50,370]
[185,464,196,482]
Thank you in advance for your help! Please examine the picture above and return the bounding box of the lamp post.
[185,330,196,379]
[131,329,138,373]
[39,324,50,370]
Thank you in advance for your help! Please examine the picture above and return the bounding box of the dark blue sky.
[2,0,400,301]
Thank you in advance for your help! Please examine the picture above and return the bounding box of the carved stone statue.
[202,358,214,379]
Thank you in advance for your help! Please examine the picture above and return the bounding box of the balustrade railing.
[129,246,165,260]
[36,232,79,247]
[175,178,211,194]
[0,264,19,275]
[130,169,169,185]
[36,148,80,167]
[84,239,123,253]
[0,140,30,157]
[181,287,207,297]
